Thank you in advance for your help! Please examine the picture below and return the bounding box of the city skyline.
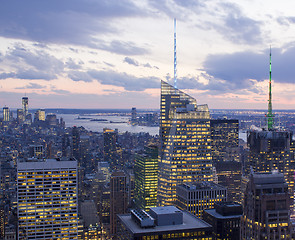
[1,0,295,109]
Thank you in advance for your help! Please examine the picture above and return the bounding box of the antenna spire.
[267,46,274,130]
[174,18,177,89]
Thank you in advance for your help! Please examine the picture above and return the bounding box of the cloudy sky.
[1,0,295,109]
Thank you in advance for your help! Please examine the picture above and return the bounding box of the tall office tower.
[134,145,158,210]
[22,96,28,118]
[210,119,239,163]
[2,107,9,122]
[103,128,119,170]
[28,145,44,158]
[203,202,243,240]
[131,107,137,124]
[72,126,81,161]
[34,109,45,122]
[158,80,213,206]
[17,109,24,123]
[176,182,227,218]
[110,171,127,237]
[17,158,78,239]
[215,161,242,203]
[241,171,291,239]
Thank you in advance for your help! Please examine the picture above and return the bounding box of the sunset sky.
[1,0,295,109]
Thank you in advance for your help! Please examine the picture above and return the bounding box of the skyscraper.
[241,171,291,239]
[103,128,119,170]
[22,97,28,118]
[134,145,158,210]
[2,107,9,122]
[210,119,239,163]
[158,80,213,206]
[110,171,127,237]
[17,158,78,239]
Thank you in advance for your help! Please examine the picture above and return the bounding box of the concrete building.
[117,206,212,239]
[158,80,213,206]
[17,158,78,239]
[176,182,227,218]
[203,202,243,240]
[3,107,9,122]
[241,171,292,240]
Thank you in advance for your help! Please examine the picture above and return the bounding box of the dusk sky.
[1,0,295,109]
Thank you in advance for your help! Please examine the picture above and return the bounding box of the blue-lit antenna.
[174,18,177,89]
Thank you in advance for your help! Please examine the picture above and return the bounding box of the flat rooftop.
[150,206,181,215]
[118,211,212,234]
[17,158,77,170]
[204,209,242,219]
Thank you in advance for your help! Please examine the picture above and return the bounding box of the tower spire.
[267,46,274,131]
[174,18,177,89]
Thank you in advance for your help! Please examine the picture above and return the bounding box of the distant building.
[103,128,119,170]
[17,158,78,239]
[22,97,28,118]
[3,107,9,122]
[117,206,212,240]
[134,145,158,210]
[46,113,57,126]
[215,161,242,203]
[203,202,243,240]
[28,145,44,158]
[110,171,127,237]
[16,109,24,123]
[241,171,292,240]
[176,182,227,218]
[34,109,45,122]
[158,80,213,206]
[131,107,137,124]
[210,119,239,163]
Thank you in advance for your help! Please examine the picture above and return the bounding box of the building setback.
[17,158,78,240]
[117,206,212,240]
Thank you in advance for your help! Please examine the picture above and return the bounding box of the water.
[57,114,159,135]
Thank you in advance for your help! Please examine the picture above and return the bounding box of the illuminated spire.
[267,46,274,131]
[174,18,177,89]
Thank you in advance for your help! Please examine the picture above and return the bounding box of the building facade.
[203,202,242,240]
[158,80,213,206]
[17,159,78,239]
[176,182,227,218]
[241,171,292,240]
[134,145,158,210]
[210,119,239,163]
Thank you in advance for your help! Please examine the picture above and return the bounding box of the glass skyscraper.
[158,80,213,206]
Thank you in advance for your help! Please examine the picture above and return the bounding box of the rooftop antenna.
[174,18,177,89]
[267,46,274,131]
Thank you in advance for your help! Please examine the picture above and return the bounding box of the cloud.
[0,44,64,80]
[15,83,46,89]
[66,58,83,70]
[97,40,149,55]
[203,47,295,84]
[88,70,160,91]
[68,71,93,82]
[124,57,139,66]
[0,0,144,50]
[123,57,157,69]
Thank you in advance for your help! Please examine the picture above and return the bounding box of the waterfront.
[57,114,160,135]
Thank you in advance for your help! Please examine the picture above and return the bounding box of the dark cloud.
[0,0,143,50]
[15,83,46,89]
[124,57,139,66]
[277,16,295,26]
[103,62,115,68]
[0,44,64,80]
[201,46,295,92]
[66,58,83,70]
[123,57,156,69]
[88,70,160,91]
